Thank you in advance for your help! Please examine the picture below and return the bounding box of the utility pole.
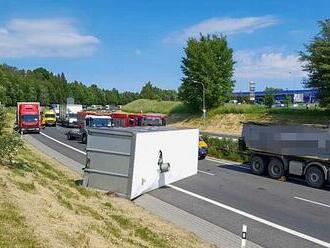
[192,80,206,127]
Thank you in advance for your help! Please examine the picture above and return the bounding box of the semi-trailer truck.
[59,104,83,127]
[16,102,41,134]
[239,122,330,188]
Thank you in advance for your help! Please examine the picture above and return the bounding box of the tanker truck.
[239,122,330,188]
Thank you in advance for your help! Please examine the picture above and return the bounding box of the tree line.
[0,65,177,106]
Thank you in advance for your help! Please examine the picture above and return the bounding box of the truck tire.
[268,158,284,179]
[250,156,266,175]
[305,166,325,188]
[67,132,73,140]
[82,134,87,144]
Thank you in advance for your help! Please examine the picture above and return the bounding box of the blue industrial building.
[233,89,318,104]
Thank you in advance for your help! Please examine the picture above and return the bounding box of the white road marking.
[206,157,249,169]
[40,132,87,155]
[198,170,215,176]
[294,197,330,209]
[169,185,330,248]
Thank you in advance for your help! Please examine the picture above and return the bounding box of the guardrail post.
[241,224,247,248]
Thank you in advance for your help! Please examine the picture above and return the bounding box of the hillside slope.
[122,100,330,135]
[0,142,212,248]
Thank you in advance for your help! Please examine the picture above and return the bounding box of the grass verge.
[0,140,212,248]
[122,99,194,114]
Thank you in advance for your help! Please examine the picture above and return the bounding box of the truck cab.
[41,109,56,126]
[17,102,41,134]
[66,113,112,143]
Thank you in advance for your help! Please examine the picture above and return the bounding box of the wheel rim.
[310,173,319,183]
[271,165,281,175]
[253,161,261,170]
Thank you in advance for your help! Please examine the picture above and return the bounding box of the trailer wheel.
[250,156,266,175]
[67,132,72,140]
[305,166,325,188]
[268,158,284,179]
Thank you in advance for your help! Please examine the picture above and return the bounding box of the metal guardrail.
[200,131,240,141]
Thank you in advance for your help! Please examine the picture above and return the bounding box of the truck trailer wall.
[84,128,198,199]
[130,129,198,199]
[242,124,330,159]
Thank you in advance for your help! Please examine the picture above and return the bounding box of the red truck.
[111,113,137,127]
[111,113,166,127]
[16,102,41,134]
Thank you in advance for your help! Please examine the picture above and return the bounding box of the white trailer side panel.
[130,129,198,199]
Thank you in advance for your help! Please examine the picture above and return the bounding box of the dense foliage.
[300,19,330,107]
[202,136,246,162]
[0,106,23,164]
[178,34,235,110]
[0,64,177,106]
[140,81,177,101]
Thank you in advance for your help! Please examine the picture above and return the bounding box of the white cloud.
[164,16,279,44]
[0,18,100,57]
[234,50,306,80]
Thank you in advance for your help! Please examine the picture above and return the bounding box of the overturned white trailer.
[83,127,199,199]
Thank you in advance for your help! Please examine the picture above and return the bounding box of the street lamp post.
[192,80,206,127]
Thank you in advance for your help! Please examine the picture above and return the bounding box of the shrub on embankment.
[0,106,23,164]
[202,135,246,163]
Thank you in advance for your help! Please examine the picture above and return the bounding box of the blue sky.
[0,0,329,92]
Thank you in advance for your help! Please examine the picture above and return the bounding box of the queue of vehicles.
[16,102,330,188]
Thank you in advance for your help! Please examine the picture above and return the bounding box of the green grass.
[123,100,330,126]
[135,227,168,248]
[209,104,266,115]
[56,193,73,210]
[122,99,194,114]
[0,200,41,247]
[75,203,103,220]
[14,181,36,193]
[111,214,133,228]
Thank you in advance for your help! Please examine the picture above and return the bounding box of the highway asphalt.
[27,125,330,248]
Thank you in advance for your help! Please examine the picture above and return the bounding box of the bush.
[0,106,23,164]
[202,135,246,162]
[0,132,23,163]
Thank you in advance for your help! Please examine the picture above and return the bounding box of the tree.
[264,87,276,108]
[283,95,292,108]
[0,106,23,164]
[178,34,235,110]
[300,19,330,107]
[140,81,159,100]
